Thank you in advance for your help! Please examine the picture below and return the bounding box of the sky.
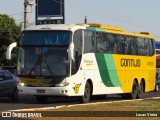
[0,0,160,40]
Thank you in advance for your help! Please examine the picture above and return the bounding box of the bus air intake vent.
[140,32,150,35]
[88,23,125,32]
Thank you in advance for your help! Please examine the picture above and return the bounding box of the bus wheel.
[130,81,138,99]
[36,96,48,103]
[80,82,91,103]
[137,81,144,99]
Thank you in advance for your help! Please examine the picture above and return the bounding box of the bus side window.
[144,39,150,56]
[106,34,117,54]
[117,35,125,54]
[96,32,107,53]
[125,37,131,55]
[84,30,95,53]
[72,30,83,75]
[149,39,155,56]
[138,37,145,56]
[130,37,138,55]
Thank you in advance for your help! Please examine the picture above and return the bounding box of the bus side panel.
[144,56,156,92]
[77,53,155,96]
[81,53,123,95]
[113,54,156,93]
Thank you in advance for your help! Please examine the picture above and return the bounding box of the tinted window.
[96,32,107,53]
[117,35,125,54]
[4,72,12,80]
[83,31,155,56]
[138,38,145,55]
[84,31,96,53]
[0,72,4,81]
[125,37,131,54]
[106,34,117,54]
[137,38,155,56]
[144,39,150,56]
[149,39,155,56]
[21,31,71,46]
[130,37,138,55]
[73,30,83,56]
[72,30,83,75]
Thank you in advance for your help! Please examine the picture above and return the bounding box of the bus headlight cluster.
[18,81,28,86]
[55,82,69,87]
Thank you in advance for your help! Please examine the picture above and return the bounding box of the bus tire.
[137,81,144,99]
[130,81,138,99]
[36,96,48,103]
[80,82,91,103]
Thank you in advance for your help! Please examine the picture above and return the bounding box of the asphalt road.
[0,91,160,112]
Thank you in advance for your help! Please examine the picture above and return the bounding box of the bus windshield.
[17,31,71,77]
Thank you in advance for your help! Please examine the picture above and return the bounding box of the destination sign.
[36,0,65,24]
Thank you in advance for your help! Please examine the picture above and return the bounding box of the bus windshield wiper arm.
[43,54,55,78]
[28,55,42,76]
[43,61,55,78]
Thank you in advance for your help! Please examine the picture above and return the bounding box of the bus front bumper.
[17,85,70,96]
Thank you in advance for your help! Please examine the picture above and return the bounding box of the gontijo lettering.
[121,59,141,67]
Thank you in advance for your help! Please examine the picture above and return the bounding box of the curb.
[7,97,160,112]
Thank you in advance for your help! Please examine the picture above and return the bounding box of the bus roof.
[24,23,154,39]
[86,23,154,39]
[24,24,86,32]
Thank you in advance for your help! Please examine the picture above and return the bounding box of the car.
[155,72,160,92]
[0,70,19,101]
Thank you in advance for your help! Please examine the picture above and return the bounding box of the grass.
[28,99,160,120]
[1,99,159,120]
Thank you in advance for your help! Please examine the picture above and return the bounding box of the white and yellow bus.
[15,23,156,103]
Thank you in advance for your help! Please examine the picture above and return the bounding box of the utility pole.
[24,0,29,29]
[84,16,87,24]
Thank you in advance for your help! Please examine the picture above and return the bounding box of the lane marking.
[5,97,160,112]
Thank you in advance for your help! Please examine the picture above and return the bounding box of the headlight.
[55,82,69,87]
[18,82,25,86]
[18,80,28,86]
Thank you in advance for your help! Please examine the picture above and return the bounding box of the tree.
[0,14,22,66]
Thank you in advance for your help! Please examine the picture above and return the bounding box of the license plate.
[37,90,45,93]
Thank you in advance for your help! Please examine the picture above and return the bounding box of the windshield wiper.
[28,55,42,76]
[42,57,55,78]
[27,53,55,78]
